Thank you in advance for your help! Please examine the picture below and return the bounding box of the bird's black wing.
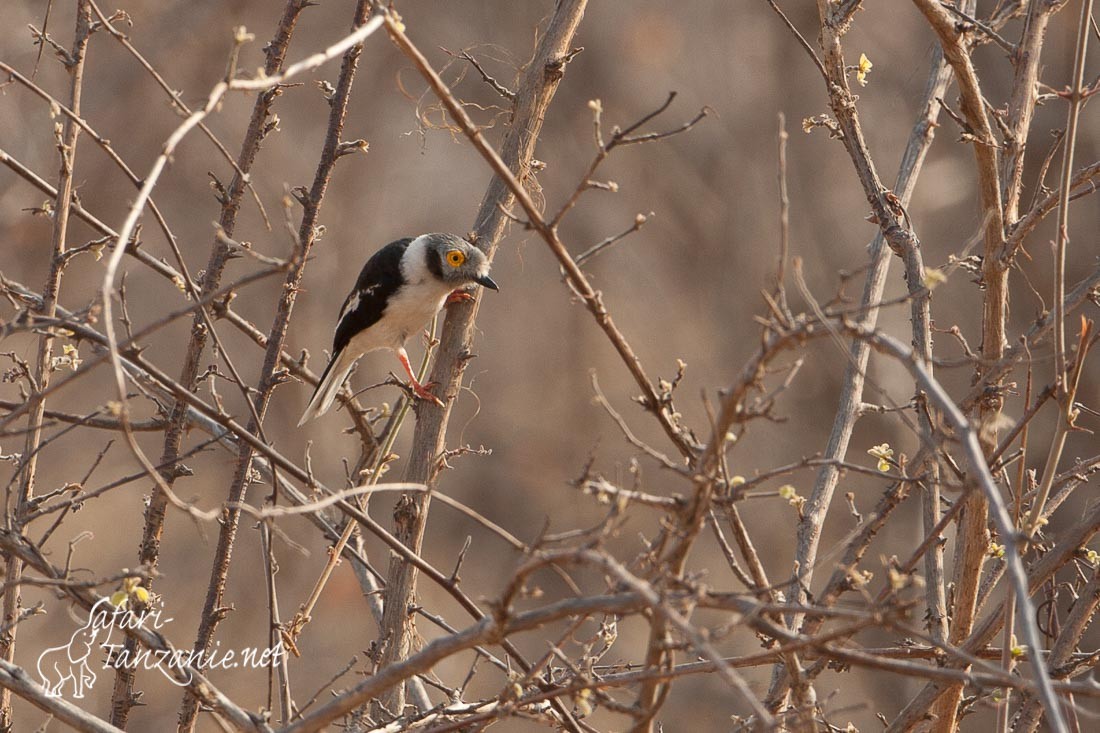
[332,237,412,355]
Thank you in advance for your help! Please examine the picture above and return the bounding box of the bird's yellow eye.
[446,250,466,267]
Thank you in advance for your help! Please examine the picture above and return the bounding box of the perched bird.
[298,233,498,425]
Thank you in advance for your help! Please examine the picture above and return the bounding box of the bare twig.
[1,5,91,727]
[0,529,265,731]
[1025,0,1096,537]
[0,657,124,733]
[373,5,590,727]
[761,6,960,712]
[178,4,378,730]
[102,2,339,722]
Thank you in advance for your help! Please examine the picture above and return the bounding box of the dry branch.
[106,8,310,710]
[0,2,1096,731]
[177,4,376,729]
[372,3,589,725]
[762,1,963,715]
[0,4,92,727]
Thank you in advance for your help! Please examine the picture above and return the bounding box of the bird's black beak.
[475,274,499,291]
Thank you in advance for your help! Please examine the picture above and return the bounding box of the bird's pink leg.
[396,347,443,406]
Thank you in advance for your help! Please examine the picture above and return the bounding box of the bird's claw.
[411,380,445,407]
[446,289,475,306]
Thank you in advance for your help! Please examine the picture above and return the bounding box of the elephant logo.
[36,597,115,698]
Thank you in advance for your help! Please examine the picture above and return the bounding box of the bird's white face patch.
[400,235,433,285]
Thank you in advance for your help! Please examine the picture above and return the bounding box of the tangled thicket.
[1,1,1099,731]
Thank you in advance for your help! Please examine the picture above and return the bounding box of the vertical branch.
[900,51,949,675]
[910,18,970,733]
[0,3,91,728]
[109,2,309,724]
[997,361,1033,733]
[990,3,1060,723]
[1025,0,1094,533]
[891,37,976,702]
[909,3,1017,730]
[177,2,373,731]
[1001,2,1057,224]
[373,0,588,720]
[764,0,957,713]
[261,523,293,724]
[1051,0,1092,386]
[774,112,791,312]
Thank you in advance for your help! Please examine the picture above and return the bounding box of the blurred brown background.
[2,1,1098,730]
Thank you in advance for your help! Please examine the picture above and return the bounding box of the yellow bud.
[575,688,594,716]
[922,267,947,289]
[856,53,873,86]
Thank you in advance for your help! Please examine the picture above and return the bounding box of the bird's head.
[423,233,499,291]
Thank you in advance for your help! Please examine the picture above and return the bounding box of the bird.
[297,233,498,425]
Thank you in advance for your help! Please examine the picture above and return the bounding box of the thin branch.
[452,49,515,99]
[375,5,591,728]
[178,4,377,729]
[1,5,92,727]
[0,529,265,731]
[86,0,272,229]
[765,0,827,81]
[0,657,124,733]
[759,7,959,711]
[0,402,166,432]
[573,212,652,268]
[1024,0,1096,539]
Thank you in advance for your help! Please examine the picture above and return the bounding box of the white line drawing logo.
[37,592,286,699]
[36,599,110,699]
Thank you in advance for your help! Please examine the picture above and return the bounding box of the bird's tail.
[297,348,357,426]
